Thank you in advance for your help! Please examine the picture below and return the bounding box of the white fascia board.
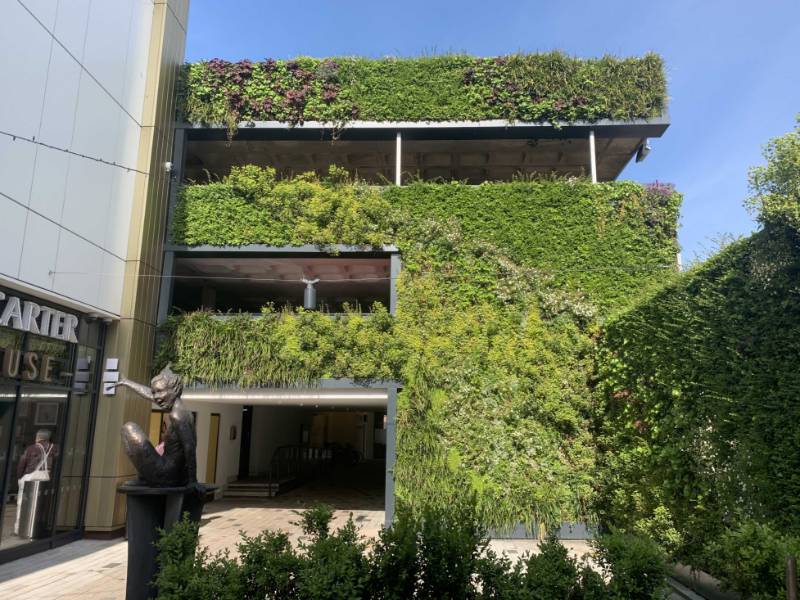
[182,116,670,132]
[183,387,388,408]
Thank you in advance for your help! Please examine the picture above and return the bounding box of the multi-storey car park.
[149,54,677,534]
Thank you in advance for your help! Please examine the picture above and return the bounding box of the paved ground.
[0,466,598,599]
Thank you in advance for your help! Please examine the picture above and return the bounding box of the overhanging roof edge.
[180,116,669,131]
[167,244,399,256]
[180,116,669,141]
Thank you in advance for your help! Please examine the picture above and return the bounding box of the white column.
[589,129,597,183]
[395,131,402,186]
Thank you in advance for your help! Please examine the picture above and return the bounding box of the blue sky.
[184,0,800,262]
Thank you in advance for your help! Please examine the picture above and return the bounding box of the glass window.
[0,329,24,385]
[56,346,97,533]
[0,386,68,550]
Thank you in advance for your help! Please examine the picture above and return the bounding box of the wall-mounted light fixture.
[635,140,651,163]
[302,278,320,310]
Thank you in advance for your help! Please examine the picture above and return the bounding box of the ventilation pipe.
[302,278,319,309]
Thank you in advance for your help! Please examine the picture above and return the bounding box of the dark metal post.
[384,384,397,527]
[788,555,798,600]
[120,485,209,600]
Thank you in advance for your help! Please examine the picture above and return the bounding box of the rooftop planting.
[178,52,667,133]
[160,167,681,529]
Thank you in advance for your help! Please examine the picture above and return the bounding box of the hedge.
[160,166,680,529]
[595,224,800,588]
[178,52,667,134]
[155,505,668,600]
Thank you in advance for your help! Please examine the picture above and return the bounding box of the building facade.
[1,6,676,560]
[153,55,672,532]
[0,0,187,561]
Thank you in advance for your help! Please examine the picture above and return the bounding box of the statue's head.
[150,365,183,409]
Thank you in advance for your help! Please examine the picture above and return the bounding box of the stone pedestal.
[119,483,213,600]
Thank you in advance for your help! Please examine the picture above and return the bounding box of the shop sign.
[0,348,64,383]
[0,291,79,343]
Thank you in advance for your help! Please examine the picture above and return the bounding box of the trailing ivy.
[178,53,667,135]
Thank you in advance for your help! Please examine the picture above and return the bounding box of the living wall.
[178,52,666,134]
[595,120,800,597]
[161,166,681,529]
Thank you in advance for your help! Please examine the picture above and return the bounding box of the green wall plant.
[178,53,667,135]
[160,166,681,529]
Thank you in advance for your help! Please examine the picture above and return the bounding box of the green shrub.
[521,535,581,599]
[237,529,300,599]
[153,509,677,600]
[370,501,488,599]
[154,517,242,600]
[593,532,666,600]
[703,521,800,600]
[296,517,370,600]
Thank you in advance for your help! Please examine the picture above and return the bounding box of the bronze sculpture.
[117,365,198,488]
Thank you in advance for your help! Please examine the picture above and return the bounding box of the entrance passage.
[227,406,386,509]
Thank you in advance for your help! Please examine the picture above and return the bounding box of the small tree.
[747,116,800,231]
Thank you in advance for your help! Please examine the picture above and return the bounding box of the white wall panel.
[1,0,159,318]
[82,0,135,104]
[0,196,28,279]
[0,1,51,138]
[53,0,91,61]
[19,0,58,32]
[62,158,113,247]
[116,106,143,171]
[18,212,59,290]
[39,43,81,149]
[98,252,125,315]
[123,0,154,124]
[72,75,120,162]
[53,230,102,308]
[29,146,70,221]
[0,136,37,204]
[105,169,136,258]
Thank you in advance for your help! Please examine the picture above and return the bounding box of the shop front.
[0,286,105,563]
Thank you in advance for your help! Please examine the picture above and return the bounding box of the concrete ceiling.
[174,256,390,309]
[184,136,643,184]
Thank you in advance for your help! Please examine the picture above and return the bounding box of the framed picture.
[34,402,59,426]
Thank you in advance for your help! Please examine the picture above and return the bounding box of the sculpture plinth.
[116,366,211,600]
[119,483,212,600]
